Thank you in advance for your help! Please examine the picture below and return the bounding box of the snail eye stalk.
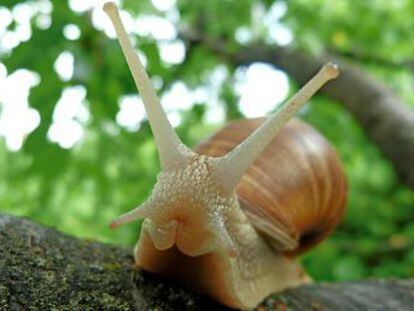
[103,2,194,171]
[213,64,339,194]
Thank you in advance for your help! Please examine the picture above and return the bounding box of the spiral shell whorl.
[196,118,347,256]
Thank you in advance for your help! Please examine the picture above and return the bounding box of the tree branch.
[326,48,414,71]
[179,28,414,190]
[1,213,414,310]
[231,45,414,190]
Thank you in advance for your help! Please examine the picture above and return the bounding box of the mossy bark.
[1,214,413,311]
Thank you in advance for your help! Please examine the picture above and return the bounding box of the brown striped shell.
[196,118,347,256]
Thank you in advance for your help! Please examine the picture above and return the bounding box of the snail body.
[104,2,347,309]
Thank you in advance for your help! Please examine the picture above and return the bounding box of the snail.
[103,2,347,309]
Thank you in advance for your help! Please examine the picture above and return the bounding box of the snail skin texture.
[104,2,347,309]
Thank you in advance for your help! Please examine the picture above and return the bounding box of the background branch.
[233,46,414,190]
[327,48,414,71]
[179,28,414,190]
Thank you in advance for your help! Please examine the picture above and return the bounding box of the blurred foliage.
[1,0,414,283]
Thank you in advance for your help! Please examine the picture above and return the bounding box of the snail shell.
[196,118,347,256]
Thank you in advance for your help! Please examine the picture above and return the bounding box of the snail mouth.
[145,219,178,251]
[145,217,217,257]
[145,217,238,259]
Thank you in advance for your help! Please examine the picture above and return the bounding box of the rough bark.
[1,214,414,311]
